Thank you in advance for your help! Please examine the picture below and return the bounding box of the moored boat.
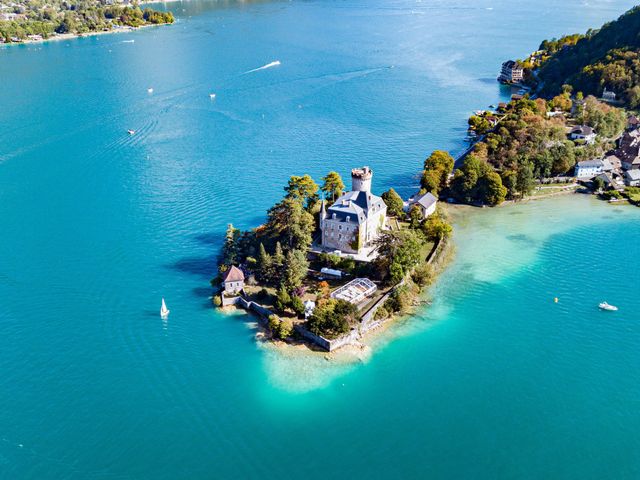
[599,301,618,311]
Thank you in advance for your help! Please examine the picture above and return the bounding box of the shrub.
[213,295,222,307]
[316,281,330,299]
[374,305,388,320]
[279,319,294,339]
[411,263,434,287]
[274,286,291,313]
[384,286,413,314]
[291,296,305,316]
[306,298,358,339]
[268,314,281,337]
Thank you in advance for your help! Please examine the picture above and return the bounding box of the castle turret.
[319,197,327,231]
[351,166,373,192]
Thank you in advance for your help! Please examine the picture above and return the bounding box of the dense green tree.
[306,298,358,339]
[374,229,424,285]
[422,210,453,242]
[478,170,508,206]
[284,174,319,209]
[221,224,240,265]
[422,150,454,194]
[256,243,273,283]
[282,249,309,290]
[265,198,315,251]
[381,188,404,217]
[516,162,535,198]
[468,115,491,135]
[321,171,345,202]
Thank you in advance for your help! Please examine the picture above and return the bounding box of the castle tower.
[351,166,373,192]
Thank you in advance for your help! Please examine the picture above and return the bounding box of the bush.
[213,295,222,307]
[316,281,330,298]
[279,319,294,339]
[374,305,389,320]
[290,296,305,316]
[306,298,358,339]
[268,314,293,339]
[257,288,269,300]
[411,263,434,287]
[274,286,291,313]
[384,286,414,314]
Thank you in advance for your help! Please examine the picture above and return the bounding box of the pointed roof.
[223,265,244,282]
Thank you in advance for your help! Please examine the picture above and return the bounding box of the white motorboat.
[127,129,135,135]
[599,301,618,311]
[147,88,154,93]
[160,298,170,318]
[209,93,216,99]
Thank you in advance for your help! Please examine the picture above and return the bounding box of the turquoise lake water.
[2,0,640,478]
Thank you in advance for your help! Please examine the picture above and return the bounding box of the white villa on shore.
[319,167,387,256]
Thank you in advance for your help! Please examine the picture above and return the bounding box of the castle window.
[339,225,342,231]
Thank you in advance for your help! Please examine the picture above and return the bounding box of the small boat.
[147,88,154,93]
[474,110,484,116]
[599,301,618,311]
[209,93,216,99]
[127,129,135,135]
[160,298,170,318]
[489,104,496,109]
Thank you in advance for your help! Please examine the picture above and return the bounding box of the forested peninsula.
[0,0,174,43]
[527,6,640,108]
[429,5,640,208]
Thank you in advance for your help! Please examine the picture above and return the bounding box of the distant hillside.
[536,5,640,107]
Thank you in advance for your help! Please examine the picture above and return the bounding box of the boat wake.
[242,60,281,74]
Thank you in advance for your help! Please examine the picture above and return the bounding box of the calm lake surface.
[2,1,640,478]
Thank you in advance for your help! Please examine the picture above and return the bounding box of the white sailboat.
[160,298,170,318]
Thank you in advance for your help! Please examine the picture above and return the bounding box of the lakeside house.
[570,125,597,144]
[574,159,604,178]
[498,60,524,83]
[624,170,640,187]
[405,191,438,219]
[222,265,245,295]
[627,115,640,131]
[614,130,640,170]
[319,166,387,257]
[602,88,617,102]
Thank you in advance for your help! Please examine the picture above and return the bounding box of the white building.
[405,191,438,219]
[574,159,604,178]
[624,170,640,187]
[602,88,617,102]
[570,125,597,144]
[319,167,387,255]
[498,60,524,83]
[222,266,245,295]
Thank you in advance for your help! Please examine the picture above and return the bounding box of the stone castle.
[319,167,387,255]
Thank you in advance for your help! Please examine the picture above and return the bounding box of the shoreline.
[0,22,169,48]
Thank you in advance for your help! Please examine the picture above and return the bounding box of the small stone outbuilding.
[222,266,245,295]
